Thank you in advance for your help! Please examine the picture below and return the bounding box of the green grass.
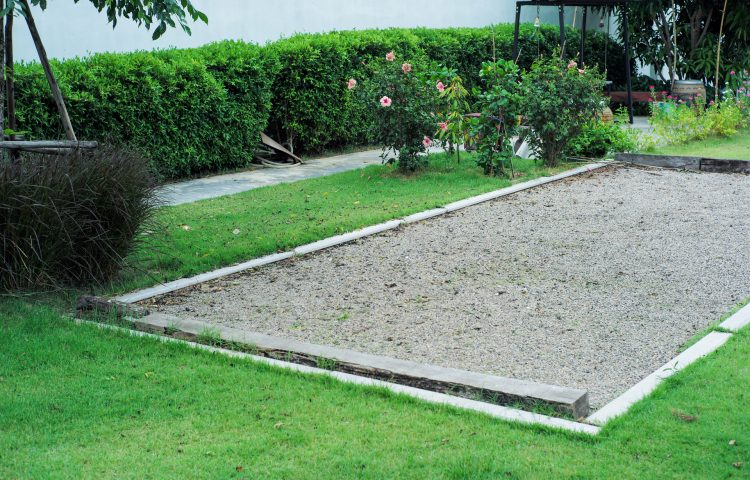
[3,153,749,477]
[648,129,750,160]
[1,299,748,479]
[113,153,563,294]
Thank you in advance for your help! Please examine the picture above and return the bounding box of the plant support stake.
[21,0,77,141]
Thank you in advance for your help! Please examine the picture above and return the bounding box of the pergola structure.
[511,0,637,123]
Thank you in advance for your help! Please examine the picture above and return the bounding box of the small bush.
[0,148,158,291]
[521,57,605,166]
[358,52,438,172]
[567,119,638,158]
[471,60,524,176]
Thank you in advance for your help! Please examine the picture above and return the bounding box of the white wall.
[13,0,582,61]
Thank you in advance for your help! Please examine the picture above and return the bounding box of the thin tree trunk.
[715,0,729,104]
[21,0,77,141]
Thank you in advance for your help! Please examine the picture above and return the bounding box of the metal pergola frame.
[512,0,637,123]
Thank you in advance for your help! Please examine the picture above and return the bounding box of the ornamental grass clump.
[520,57,606,166]
[0,148,158,291]
[354,51,439,173]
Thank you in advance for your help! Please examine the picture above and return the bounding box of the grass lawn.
[113,153,563,294]
[2,153,748,478]
[1,300,748,478]
[647,129,750,160]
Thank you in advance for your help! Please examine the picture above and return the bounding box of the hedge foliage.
[15,41,277,179]
[13,25,626,179]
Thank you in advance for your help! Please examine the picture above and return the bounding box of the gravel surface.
[148,166,750,408]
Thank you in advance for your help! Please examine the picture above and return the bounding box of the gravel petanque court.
[146,166,750,408]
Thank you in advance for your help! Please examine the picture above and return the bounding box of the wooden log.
[700,158,750,174]
[20,0,77,141]
[0,140,98,149]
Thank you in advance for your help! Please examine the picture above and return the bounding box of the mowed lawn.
[649,129,750,160]
[2,152,749,478]
[114,153,565,294]
[1,299,748,479]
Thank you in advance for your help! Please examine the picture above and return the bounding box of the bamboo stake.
[21,0,76,141]
[0,0,5,148]
[715,0,729,104]
[6,8,15,134]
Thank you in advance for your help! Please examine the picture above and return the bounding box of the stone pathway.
[157,149,383,206]
[157,117,652,207]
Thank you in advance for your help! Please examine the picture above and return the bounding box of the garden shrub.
[358,52,438,172]
[649,90,747,144]
[471,60,524,176]
[0,148,158,291]
[14,41,277,180]
[521,57,606,166]
[567,119,638,158]
[267,25,627,156]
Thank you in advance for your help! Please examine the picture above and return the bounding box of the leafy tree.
[2,0,207,39]
[615,0,749,83]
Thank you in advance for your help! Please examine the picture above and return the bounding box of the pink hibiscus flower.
[379,96,392,107]
[385,51,395,62]
[567,60,577,69]
[422,136,433,148]
[347,78,357,90]
[402,63,412,74]
[436,81,445,93]
[438,121,448,132]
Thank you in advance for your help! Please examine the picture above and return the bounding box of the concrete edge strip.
[587,331,733,425]
[116,252,295,303]
[136,312,589,418]
[719,303,750,332]
[115,162,607,304]
[77,318,600,436]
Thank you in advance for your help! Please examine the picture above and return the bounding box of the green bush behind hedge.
[13,25,625,179]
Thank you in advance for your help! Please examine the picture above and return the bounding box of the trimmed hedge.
[13,25,626,178]
[15,41,277,179]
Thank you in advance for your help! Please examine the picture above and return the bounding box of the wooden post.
[6,9,15,134]
[512,3,522,62]
[21,0,77,141]
[0,0,5,148]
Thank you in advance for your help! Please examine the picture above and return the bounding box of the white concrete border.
[101,160,745,434]
[78,319,600,436]
[587,331,732,425]
[719,303,750,332]
[116,162,607,304]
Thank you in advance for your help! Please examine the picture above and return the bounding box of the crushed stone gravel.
[146,166,750,408]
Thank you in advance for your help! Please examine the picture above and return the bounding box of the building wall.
[14,0,588,61]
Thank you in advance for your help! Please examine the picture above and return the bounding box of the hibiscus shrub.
[521,57,606,166]
[357,52,439,172]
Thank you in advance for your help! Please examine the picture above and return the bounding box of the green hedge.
[15,41,277,179]
[266,25,628,155]
[13,25,626,179]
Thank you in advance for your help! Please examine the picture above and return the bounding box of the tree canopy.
[2,0,207,39]
[623,0,749,82]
